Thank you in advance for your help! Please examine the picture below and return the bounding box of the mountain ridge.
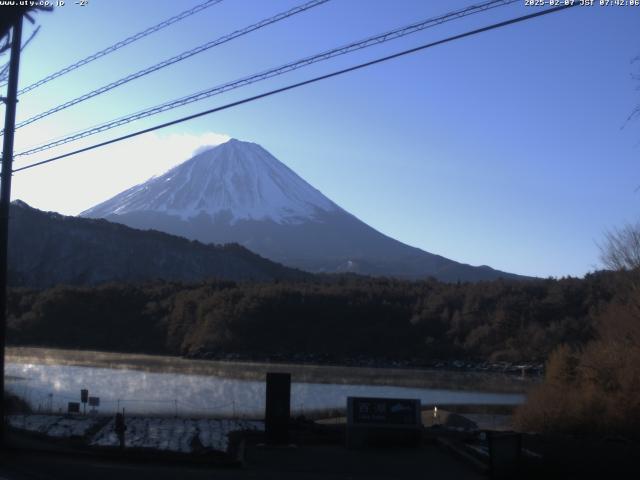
[8,200,310,288]
[81,138,528,282]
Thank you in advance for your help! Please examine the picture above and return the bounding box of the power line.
[10,0,225,95]
[12,4,576,174]
[14,0,519,157]
[9,0,330,132]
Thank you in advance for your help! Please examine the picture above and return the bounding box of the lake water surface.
[5,348,530,417]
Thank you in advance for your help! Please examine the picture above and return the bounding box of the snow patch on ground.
[8,414,263,454]
[91,417,262,453]
[7,414,102,438]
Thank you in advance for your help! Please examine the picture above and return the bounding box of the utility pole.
[0,15,23,446]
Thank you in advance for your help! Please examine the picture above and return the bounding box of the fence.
[8,385,339,420]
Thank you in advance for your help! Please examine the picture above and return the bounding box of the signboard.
[88,396,100,407]
[80,389,88,403]
[67,402,80,414]
[348,397,421,426]
[346,397,422,448]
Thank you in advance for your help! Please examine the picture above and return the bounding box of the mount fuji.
[81,139,523,282]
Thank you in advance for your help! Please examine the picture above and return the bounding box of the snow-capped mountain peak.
[82,139,339,224]
[80,138,524,282]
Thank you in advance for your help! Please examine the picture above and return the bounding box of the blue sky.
[2,0,639,278]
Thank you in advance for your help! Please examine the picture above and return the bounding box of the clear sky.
[1,0,639,278]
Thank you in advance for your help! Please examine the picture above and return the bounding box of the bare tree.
[0,5,50,84]
[599,222,640,271]
[0,26,40,84]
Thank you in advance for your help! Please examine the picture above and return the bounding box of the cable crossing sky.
[8,0,330,132]
[14,0,519,158]
[12,3,577,174]
[10,0,225,95]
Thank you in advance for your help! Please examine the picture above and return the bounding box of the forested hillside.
[515,269,640,438]
[8,201,309,287]
[7,270,627,365]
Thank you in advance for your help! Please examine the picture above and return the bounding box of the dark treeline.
[6,270,630,365]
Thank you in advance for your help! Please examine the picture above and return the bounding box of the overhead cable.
[12,3,577,174]
[12,0,225,95]
[14,0,519,156]
[9,0,330,131]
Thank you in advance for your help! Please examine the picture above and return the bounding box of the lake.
[5,347,531,417]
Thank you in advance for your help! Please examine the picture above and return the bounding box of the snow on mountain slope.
[82,139,339,224]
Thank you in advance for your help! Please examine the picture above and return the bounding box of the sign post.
[80,389,88,415]
[265,372,291,445]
